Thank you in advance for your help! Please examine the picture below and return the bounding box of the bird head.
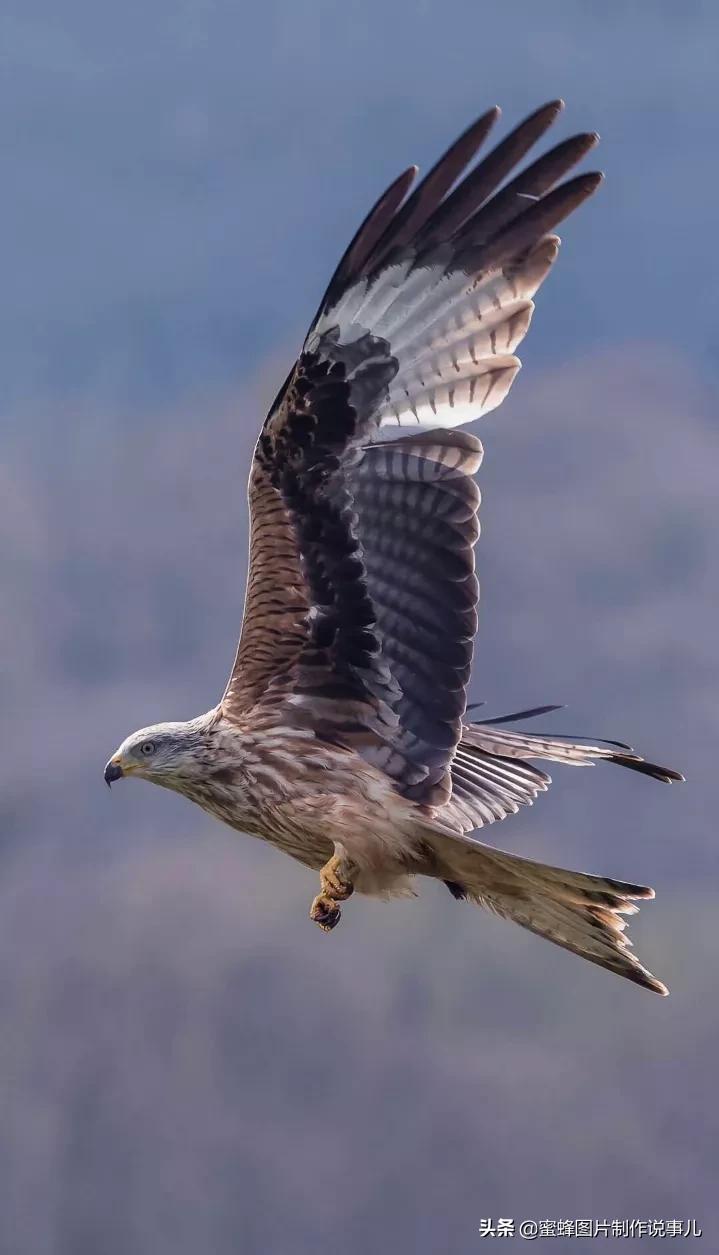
[103,720,213,790]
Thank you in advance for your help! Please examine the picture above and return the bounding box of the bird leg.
[309,841,356,932]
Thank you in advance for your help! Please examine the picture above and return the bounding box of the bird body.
[105,101,682,994]
[111,712,437,896]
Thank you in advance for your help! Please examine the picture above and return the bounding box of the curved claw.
[310,894,342,932]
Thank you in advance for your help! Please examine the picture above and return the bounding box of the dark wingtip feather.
[609,754,685,784]
[534,98,564,122]
[317,163,418,314]
[475,703,566,726]
[472,103,501,131]
[368,107,502,265]
[559,171,605,205]
[573,132,600,158]
[459,168,603,271]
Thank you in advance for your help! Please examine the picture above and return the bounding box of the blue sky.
[3,0,718,410]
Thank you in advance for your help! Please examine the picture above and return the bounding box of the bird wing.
[222,101,601,806]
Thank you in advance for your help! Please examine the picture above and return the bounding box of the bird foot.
[310,893,342,932]
[320,848,355,902]
[309,843,357,932]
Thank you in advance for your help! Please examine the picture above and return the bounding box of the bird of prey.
[105,101,682,995]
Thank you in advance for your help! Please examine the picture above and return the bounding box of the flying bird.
[105,101,682,995]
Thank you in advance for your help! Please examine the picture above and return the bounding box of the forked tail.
[431,835,668,995]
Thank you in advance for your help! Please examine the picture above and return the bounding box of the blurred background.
[2,2,718,1252]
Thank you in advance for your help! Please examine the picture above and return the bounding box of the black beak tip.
[104,761,123,788]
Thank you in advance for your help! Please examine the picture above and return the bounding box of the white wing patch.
[316,235,560,433]
[380,356,520,428]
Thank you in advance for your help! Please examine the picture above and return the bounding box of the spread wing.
[222,101,601,806]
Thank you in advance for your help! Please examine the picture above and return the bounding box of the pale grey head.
[103,714,219,793]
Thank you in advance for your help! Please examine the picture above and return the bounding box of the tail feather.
[431,836,668,995]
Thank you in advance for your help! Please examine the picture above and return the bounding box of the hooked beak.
[104,758,124,788]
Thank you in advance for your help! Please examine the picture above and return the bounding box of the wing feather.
[223,466,309,713]
[222,102,601,805]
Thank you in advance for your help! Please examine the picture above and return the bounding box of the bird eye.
[140,740,156,756]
